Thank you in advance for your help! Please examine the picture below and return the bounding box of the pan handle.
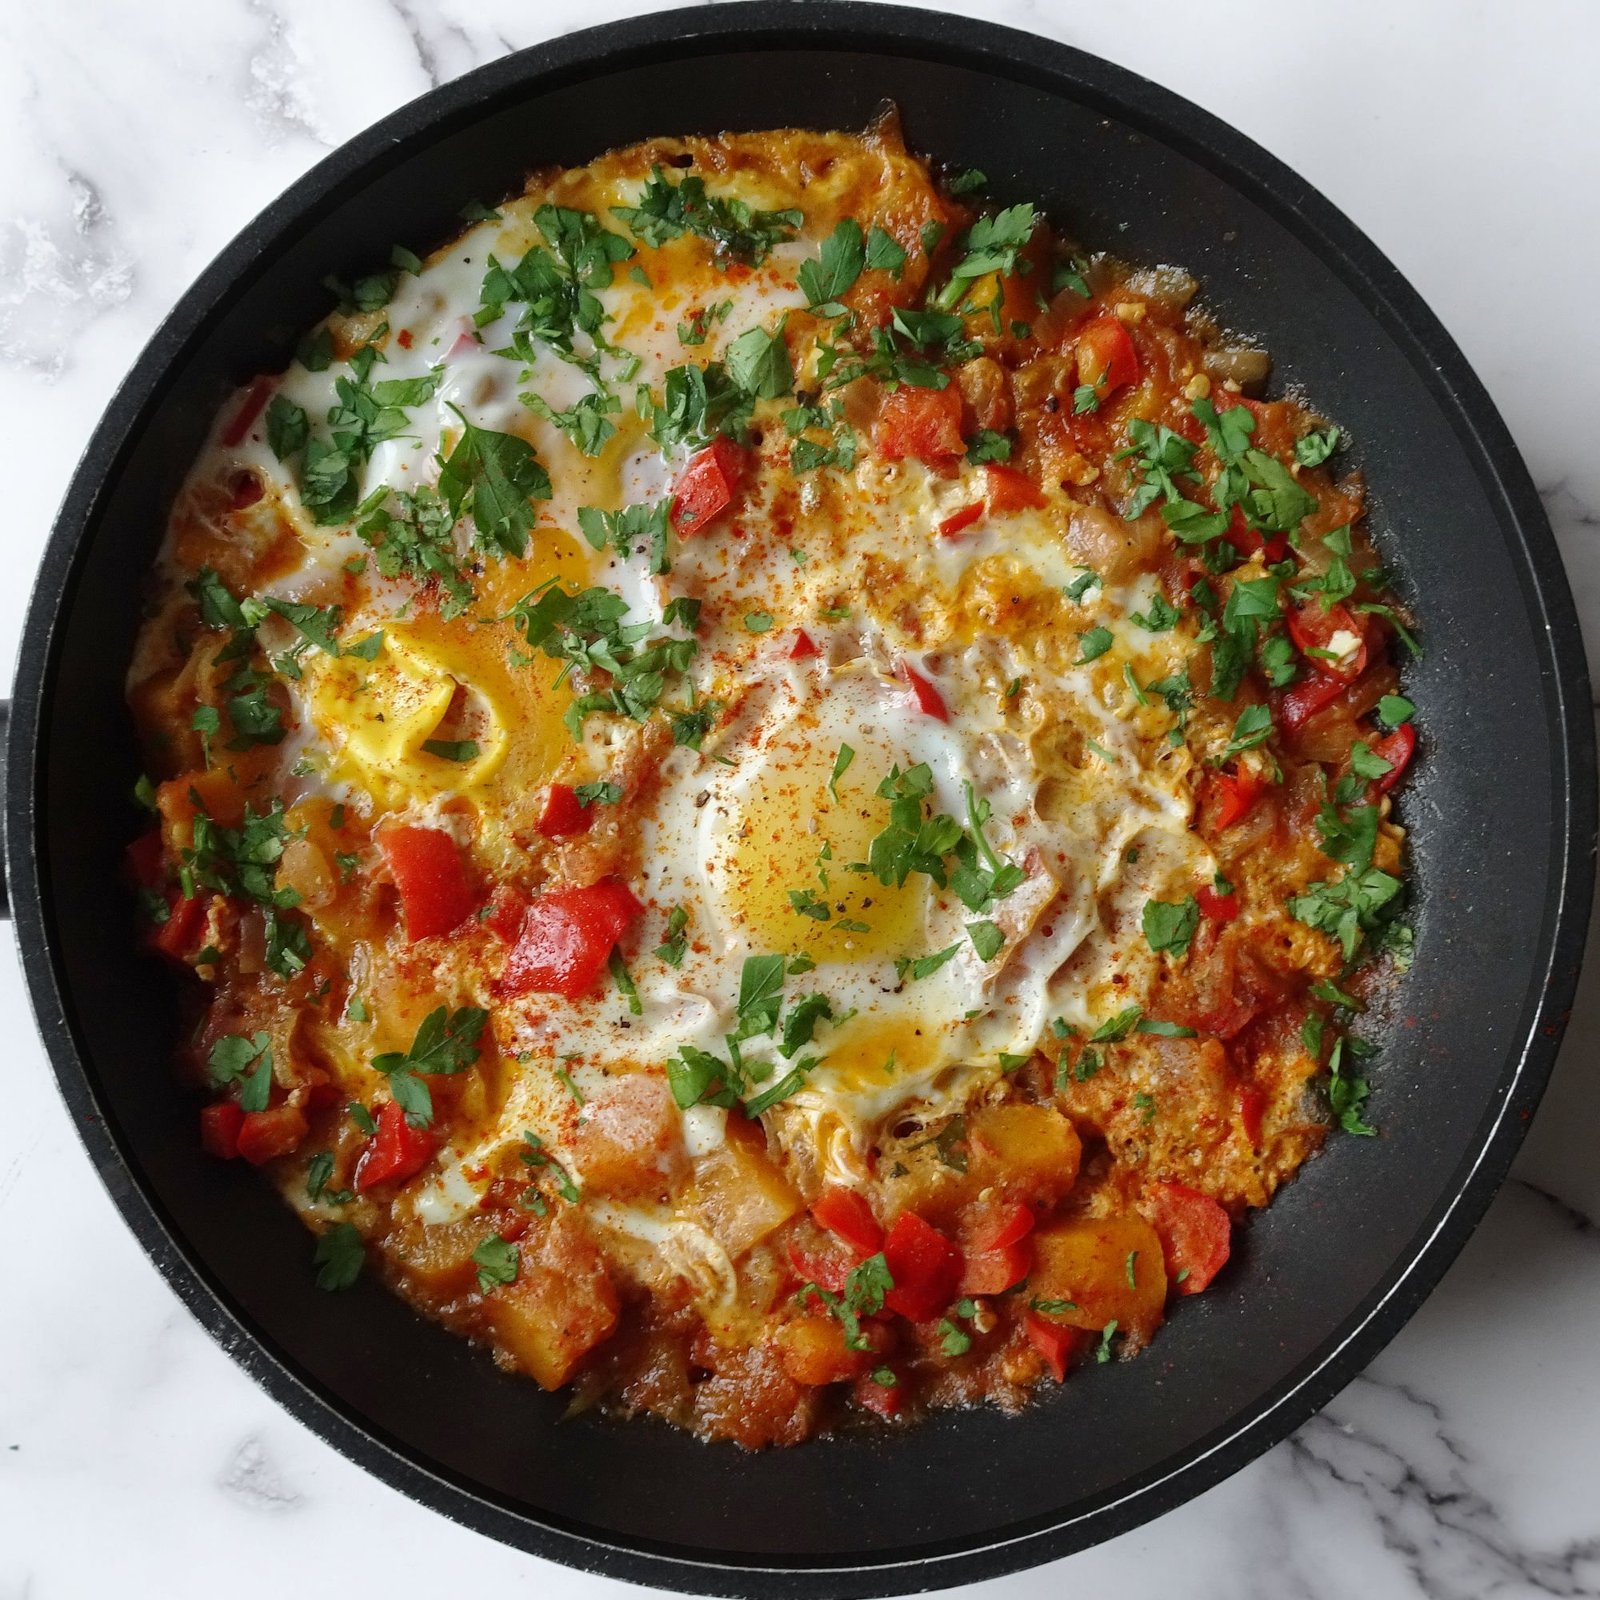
[0,700,10,920]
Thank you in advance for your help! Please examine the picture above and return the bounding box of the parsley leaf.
[207,1031,273,1114]
[1076,626,1113,664]
[798,218,865,311]
[371,1005,489,1129]
[437,409,552,558]
[655,905,689,966]
[577,500,673,576]
[525,388,621,457]
[724,323,794,400]
[864,225,907,277]
[1143,896,1199,957]
[312,1223,365,1291]
[472,1233,520,1293]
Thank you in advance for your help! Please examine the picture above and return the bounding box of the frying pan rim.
[7,4,1594,1593]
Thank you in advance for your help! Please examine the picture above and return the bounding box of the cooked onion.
[1203,345,1272,391]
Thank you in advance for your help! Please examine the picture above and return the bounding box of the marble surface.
[2,1,1598,1595]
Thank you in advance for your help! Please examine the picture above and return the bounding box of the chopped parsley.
[612,166,801,267]
[312,1223,364,1291]
[472,1233,520,1293]
[371,1005,489,1129]
[1142,895,1199,958]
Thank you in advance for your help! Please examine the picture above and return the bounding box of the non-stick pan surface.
[6,5,1593,1594]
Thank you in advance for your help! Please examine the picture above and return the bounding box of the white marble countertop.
[2,1,1598,1595]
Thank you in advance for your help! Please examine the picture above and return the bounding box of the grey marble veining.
[1,2,1597,1595]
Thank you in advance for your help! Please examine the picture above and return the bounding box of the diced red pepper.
[789,629,820,659]
[1074,315,1139,395]
[236,1104,309,1167]
[1212,767,1265,829]
[854,1370,906,1418]
[1196,884,1240,923]
[1146,1181,1232,1296]
[786,1241,853,1297]
[199,1102,244,1160]
[811,1187,884,1256]
[985,463,1046,512]
[153,891,208,961]
[1025,1311,1077,1382]
[536,783,593,839]
[958,1238,1032,1296]
[396,328,414,349]
[936,500,985,539]
[353,1099,438,1191]
[221,377,274,448]
[900,662,949,722]
[500,877,644,1001]
[671,437,747,535]
[874,384,966,466]
[964,1199,1035,1254]
[1221,506,1287,565]
[882,1212,962,1323]
[1237,1084,1266,1150]
[1286,602,1368,683]
[482,883,531,943]
[1372,723,1417,793]
[1280,669,1347,734]
[379,825,476,941]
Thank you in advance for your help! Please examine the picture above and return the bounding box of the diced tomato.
[535,783,593,839]
[1146,1181,1232,1296]
[500,877,644,1001]
[353,1099,437,1191]
[936,500,985,539]
[379,825,476,941]
[1372,723,1417,793]
[483,883,531,942]
[786,1241,853,1297]
[396,328,414,349]
[1212,767,1265,829]
[199,1102,244,1160]
[958,1238,1032,1296]
[854,1370,906,1418]
[152,890,208,961]
[1025,1311,1077,1382]
[789,629,820,659]
[900,661,949,722]
[1237,1084,1266,1149]
[882,1212,962,1322]
[220,377,273,447]
[811,1187,884,1256]
[236,1104,308,1167]
[671,437,747,535]
[1074,315,1139,395]
[874,384,965,466]
[1280,669,1347,734]
[1196,884,1240,923]
[1286,602,1368,683]
[985,463,1046,512]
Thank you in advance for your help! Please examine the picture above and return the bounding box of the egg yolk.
[715,735,928,961]
[305,528,594,807]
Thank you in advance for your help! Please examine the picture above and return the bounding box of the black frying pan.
[7,5,1594,1593]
